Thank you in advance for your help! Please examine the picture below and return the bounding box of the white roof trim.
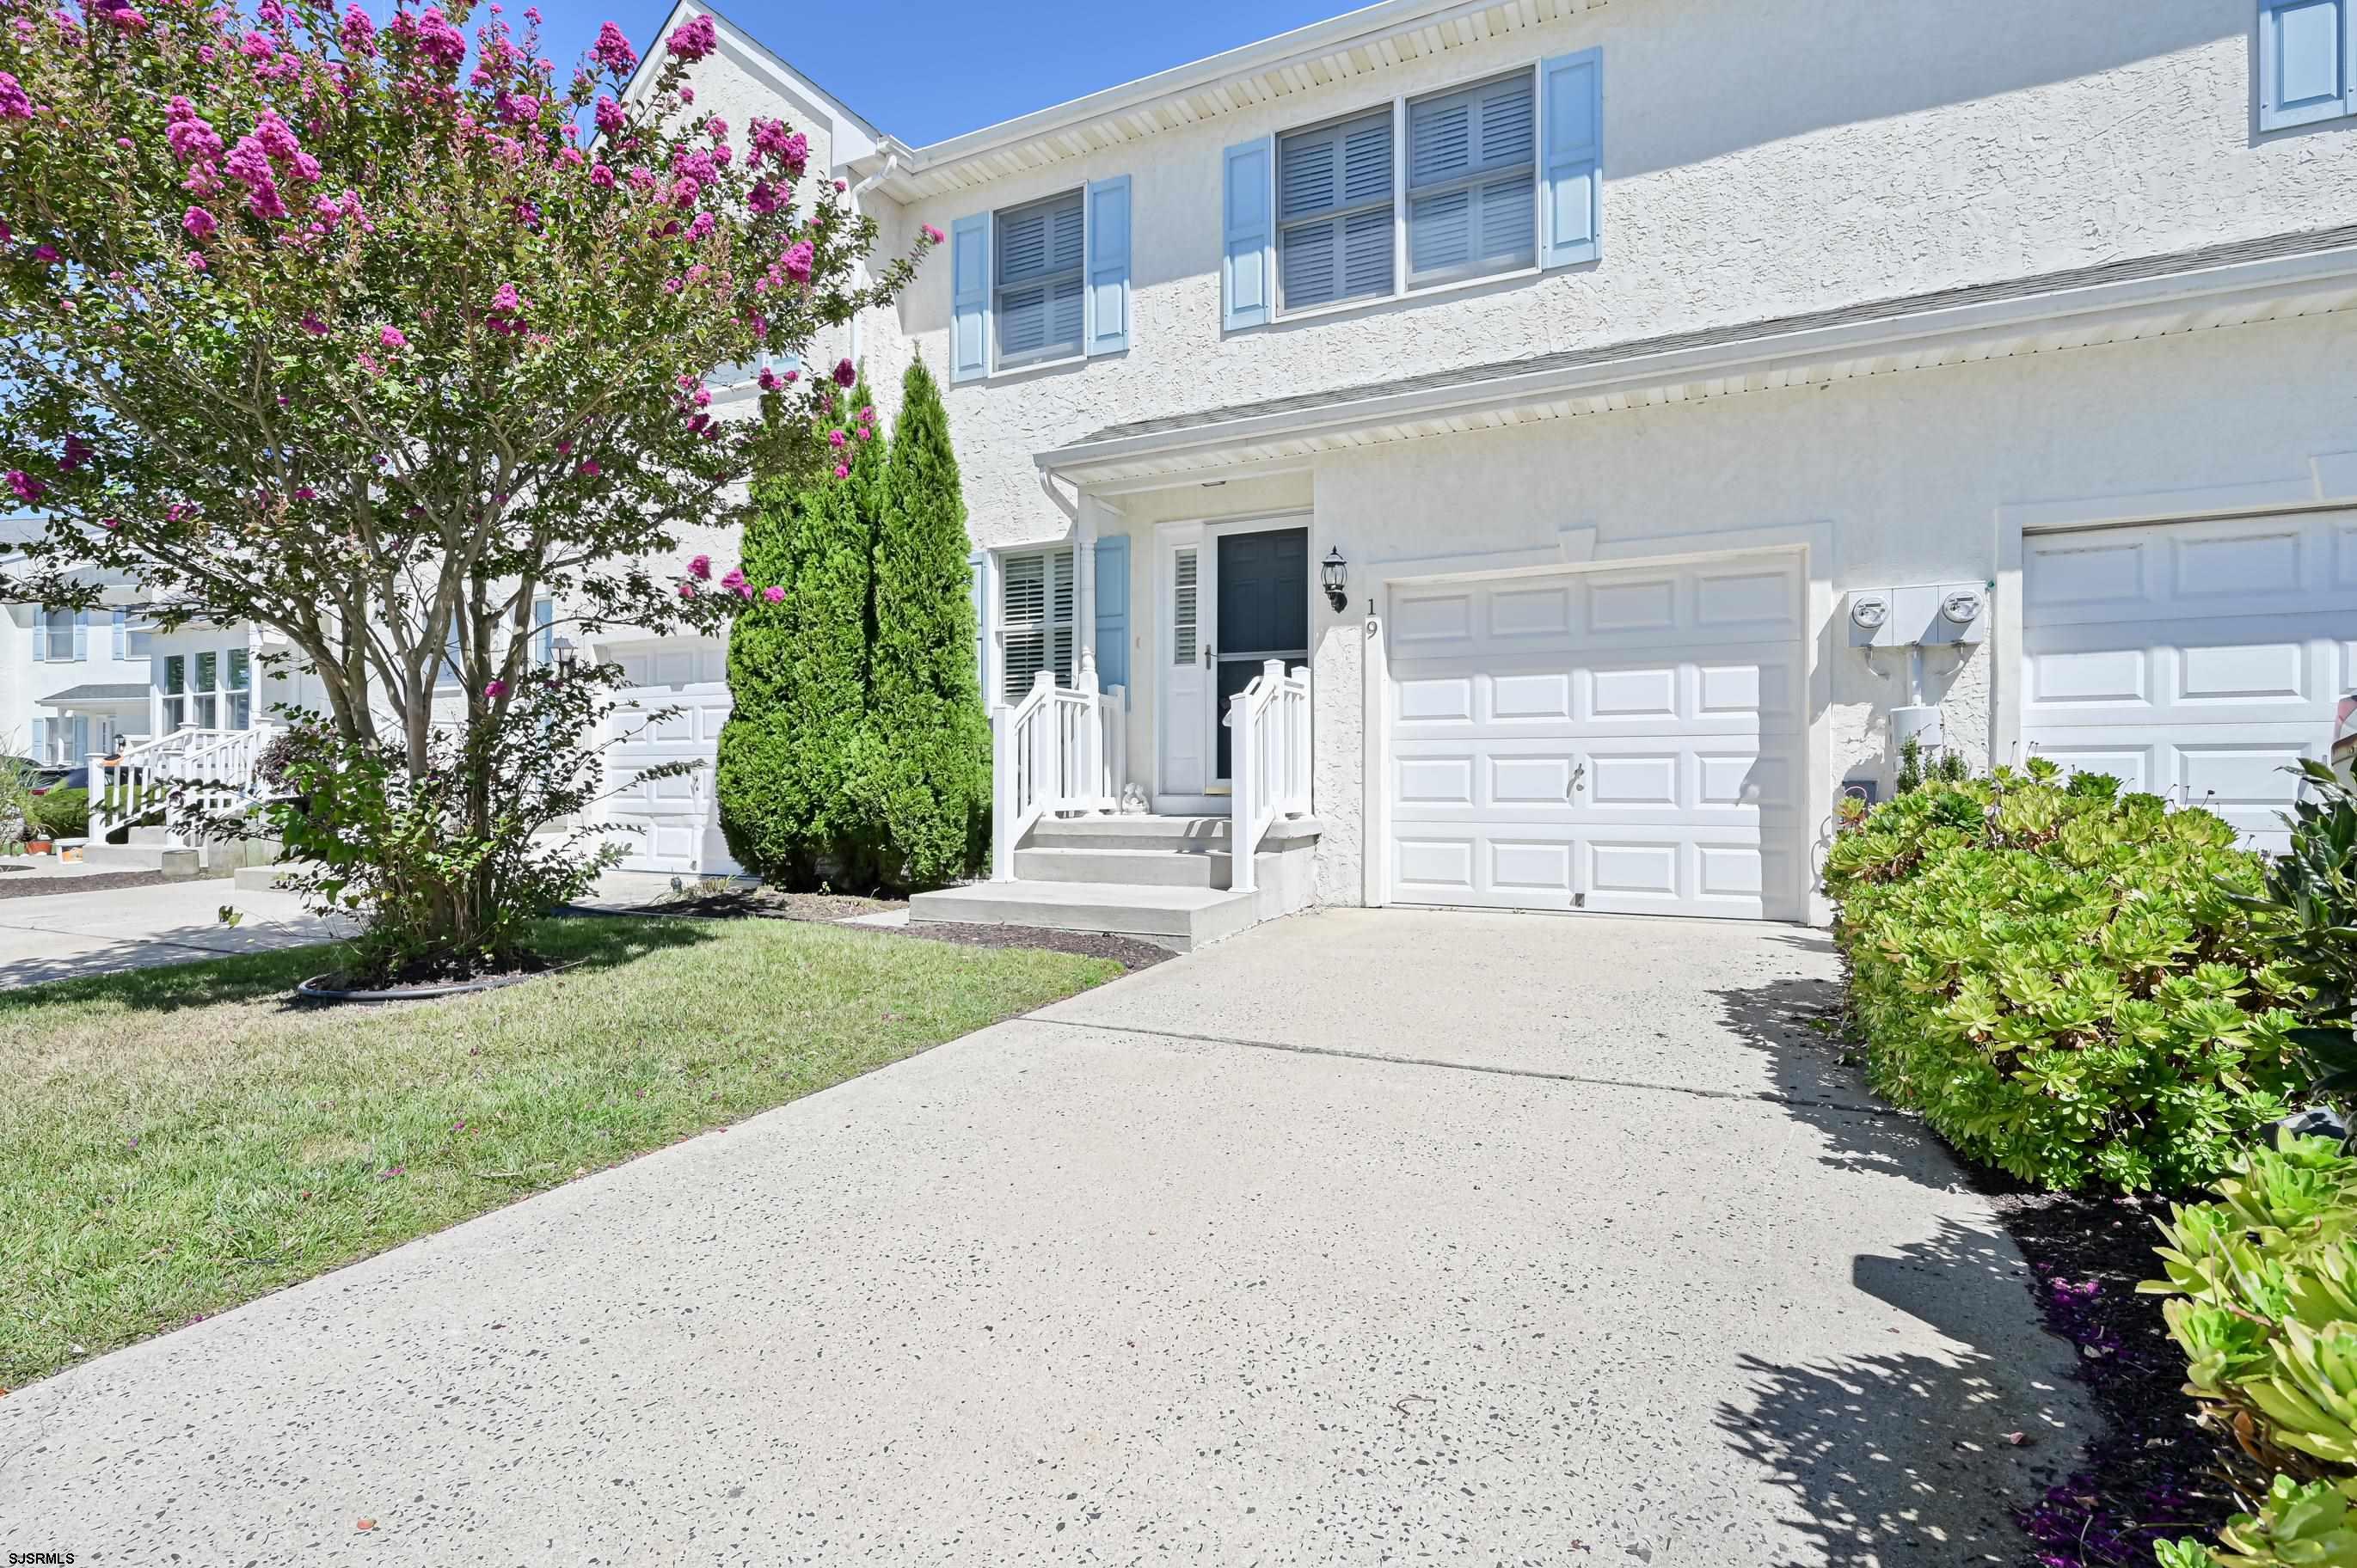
[850,0,1603,200]
[1036,241,2357,486]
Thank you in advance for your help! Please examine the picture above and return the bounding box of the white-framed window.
[711,349,804,391]
[1275,69,1536,315]
[997,547,1074,703]
[35,607,77,663]
[225,646,251,730]
[1278,107,1396,313]
[160,652,186,732]
[111,608,155,661]
[994,189,1086,371]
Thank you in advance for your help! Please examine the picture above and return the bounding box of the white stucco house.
[0,517,159,775]
[67,0,2357,938]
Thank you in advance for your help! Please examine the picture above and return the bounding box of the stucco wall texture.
[681,0,2357,904]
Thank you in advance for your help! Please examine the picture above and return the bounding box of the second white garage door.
[1384,554,1807,920]
[604,638,741,877]
[2022,512,2357,853]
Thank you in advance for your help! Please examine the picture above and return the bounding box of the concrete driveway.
[0,877,339,988]
[0,909,2085,1565]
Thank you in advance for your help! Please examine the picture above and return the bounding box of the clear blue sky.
[524,0,1349,145]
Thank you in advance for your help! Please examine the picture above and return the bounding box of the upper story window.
[1278,109,1396,312]
[2260,0,2357,129]
[1406,72,1537,289]
[1224,50,1600,332]
[995,190,1087,370]
[949,178,1132,383]
[34,607,80,663]
[711,349,802,394]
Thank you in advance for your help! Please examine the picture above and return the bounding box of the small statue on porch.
[1119,782,1149,816]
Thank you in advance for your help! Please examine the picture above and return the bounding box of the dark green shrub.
[1825,759,2304,1191]
[716,376,884,887]
[841,359,990,890]
[2237,762,2357,1103]
[33,787,88,840]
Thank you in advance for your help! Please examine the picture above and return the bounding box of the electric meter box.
[1894,583,1989,646]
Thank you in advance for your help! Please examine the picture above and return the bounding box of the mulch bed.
[1974,1179,2231,1564]
[577,885,1175,971]
[0,867,172,899]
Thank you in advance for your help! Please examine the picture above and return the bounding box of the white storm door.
[1159,529,1211,799]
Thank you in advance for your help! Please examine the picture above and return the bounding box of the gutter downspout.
[844,150,902,371]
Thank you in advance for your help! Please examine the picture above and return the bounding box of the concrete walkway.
[0,910,2086,1565]
[0,877,340,989]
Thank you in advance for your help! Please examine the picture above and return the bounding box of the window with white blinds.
[995,190,1086,370]
[1277,109,1395,313]
[1407,70,1536,288]
[999,548,1075,701]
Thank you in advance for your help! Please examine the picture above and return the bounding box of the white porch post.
[1074,493,1112,812]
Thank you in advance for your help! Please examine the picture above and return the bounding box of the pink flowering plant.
[0,0,935,979]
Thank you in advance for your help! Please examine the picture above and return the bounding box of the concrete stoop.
[82,837,280,876]
[911,816,1321,952]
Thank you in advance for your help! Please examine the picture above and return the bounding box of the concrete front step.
[908,880,1259,952]
[1013,845,1232,889]
[1025,813,1321,854]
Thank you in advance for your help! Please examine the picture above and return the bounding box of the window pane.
[230,691,252,731]
[994,191,1086,367]
[194,695,218,728]
[163,696,184,731]
[1405,71,1537,288]
[226,647,250,690]
[193,651,217,694]
[163,654,185,695]
[43,608,72,661]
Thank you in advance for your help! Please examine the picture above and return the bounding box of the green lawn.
[0,916,1122,1387]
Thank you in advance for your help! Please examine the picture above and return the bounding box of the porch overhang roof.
[1034,225,2357,490]
[39,683,148,707]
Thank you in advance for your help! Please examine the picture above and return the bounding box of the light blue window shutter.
[1085,175,1132,356]
[1222,138,1273,331]
[1093,536,1129,701]
[533,598,554,664]
[29,717,46,756]
[968,548,990,701]
[112,609,126,660]
[29,610,44,664]
[950,212,991,383]
[2260,0,2354,130]
[1541,48,1603,268]
[71,610,87,663]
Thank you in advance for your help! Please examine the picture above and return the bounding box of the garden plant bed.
[1984,1179,2222,1565]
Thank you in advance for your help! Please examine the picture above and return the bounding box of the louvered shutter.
[1407,71,1536,286]
[1085,175,1132,356]
[950,212,991,382]
[1541,49,1603,268]
[1277,110,1394,311]
[1093,536,1129,697]
[71,610,86,663]
[1171,548,1199,665]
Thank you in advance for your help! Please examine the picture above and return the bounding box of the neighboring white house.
[0,517,157,769]
[56,0,2357,940]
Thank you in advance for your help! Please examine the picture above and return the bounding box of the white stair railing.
[1225,660,1311,896]
[990,662,1129,881]
[93,726,273,844]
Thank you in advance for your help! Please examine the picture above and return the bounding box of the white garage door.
[605,638,741,876]
[1384,554,1807,920]
[2022,512,2357,852]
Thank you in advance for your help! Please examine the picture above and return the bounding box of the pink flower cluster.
[5,469,45,505]
[165,96,224,168]
[224,109,321,222]
[589,19,636,72]
[748,119,807,176]
[338,3,377,57]
[486,280,527,335]
[665,13,716,61]
[0,72,32,121]
[593,95,625,137]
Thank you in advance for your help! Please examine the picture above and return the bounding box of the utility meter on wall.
[1848,591,1893,646]
[1940,588,1985,628]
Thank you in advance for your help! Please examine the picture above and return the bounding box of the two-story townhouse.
[0,517,158,774]
[739,0,2357,940]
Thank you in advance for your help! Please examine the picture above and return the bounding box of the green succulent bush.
[1825,758,2304,1191]
[31,786,88,842]
[2149,1135,2357,1566]
[2237,763,2357,1106]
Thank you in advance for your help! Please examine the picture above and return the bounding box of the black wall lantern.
[1320,547,1349,612]
[551,635,578,683]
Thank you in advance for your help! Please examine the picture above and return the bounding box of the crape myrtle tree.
[0,0,939,978]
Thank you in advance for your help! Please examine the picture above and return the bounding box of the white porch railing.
[990,663,1127,880]
[1225,659,1311,896]
[92,725,273,844]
